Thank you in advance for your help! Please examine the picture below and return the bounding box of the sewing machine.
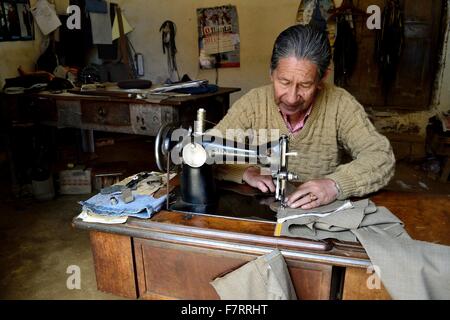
[154,108,298,216]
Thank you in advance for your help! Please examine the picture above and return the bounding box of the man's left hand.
[286,179,338,209]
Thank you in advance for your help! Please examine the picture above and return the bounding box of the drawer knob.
[97,107,106,117]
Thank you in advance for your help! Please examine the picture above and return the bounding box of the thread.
[195,108,206,134]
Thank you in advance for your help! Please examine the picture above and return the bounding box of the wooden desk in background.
[22,87,240,136]
[72,191,450,300]
[1,87,240,192]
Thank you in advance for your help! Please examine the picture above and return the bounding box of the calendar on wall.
[197,5,240,69]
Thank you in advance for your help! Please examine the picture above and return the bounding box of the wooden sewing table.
[72,188,450,300]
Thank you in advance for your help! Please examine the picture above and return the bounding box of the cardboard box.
[59,169,92,194]
[91,161,127,192]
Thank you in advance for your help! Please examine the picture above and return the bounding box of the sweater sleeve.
[214,91,255,135]
[212,91,257,184]
[325,94,396,199]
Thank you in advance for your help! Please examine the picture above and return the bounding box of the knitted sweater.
[213,83,395,200]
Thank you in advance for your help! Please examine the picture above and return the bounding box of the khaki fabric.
[275,199,350,215]
[210,249,297,300]
[276,200,450,300]
[353,228,450,300]
[277,199,405,242]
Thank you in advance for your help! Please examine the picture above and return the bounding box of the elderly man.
[214,24,395,210]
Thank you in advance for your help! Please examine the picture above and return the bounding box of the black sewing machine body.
[179,162,217,206]
[155,108,298,222]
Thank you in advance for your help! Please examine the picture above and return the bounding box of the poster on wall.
[0,0,34,42]
[197,5,240,69]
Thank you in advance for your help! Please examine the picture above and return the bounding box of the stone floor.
[0,160,449,300]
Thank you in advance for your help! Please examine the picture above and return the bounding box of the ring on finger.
[310,193,318,201]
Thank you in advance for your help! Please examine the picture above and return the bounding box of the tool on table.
[146,175,162,184]
[121,188,134,203]
[126,172,152,190]
[101,184,126,195]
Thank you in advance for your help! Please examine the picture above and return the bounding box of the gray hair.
[270,24,331,79]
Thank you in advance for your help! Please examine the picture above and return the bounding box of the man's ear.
[318,67,332,89]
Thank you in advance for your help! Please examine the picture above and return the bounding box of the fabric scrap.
[210,249,297,300]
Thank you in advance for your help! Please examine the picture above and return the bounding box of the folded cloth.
[276,199,450,300]
[79,193,166,219]
[275,199,402,242]
[115,171,176,196]
[77,210,128,224]
[210,249,297,300]
[276,199,352,220]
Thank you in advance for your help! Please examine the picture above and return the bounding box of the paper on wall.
[90,5,112,44]
[231,34,240,45]
[54,0,70,15]
[203,32,235,55]
[31,0,61,35]
[112,11,133,41]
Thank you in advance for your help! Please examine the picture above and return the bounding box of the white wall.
[116,0,300,103]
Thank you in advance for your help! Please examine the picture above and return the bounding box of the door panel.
[340,0,443,110]
[134,238,334,300]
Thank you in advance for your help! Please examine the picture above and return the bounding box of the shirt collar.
[279,103,313,133]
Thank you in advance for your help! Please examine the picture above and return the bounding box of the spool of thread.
[195,108,206,135]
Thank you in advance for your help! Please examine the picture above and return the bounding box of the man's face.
[271,57,322,116]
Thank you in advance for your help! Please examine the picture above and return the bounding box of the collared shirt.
[279,104,313,133]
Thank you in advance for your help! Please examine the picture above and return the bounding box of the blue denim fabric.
[80,192,166,219]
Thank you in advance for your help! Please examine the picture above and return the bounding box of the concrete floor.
[0,160,449,300]
[0,193,123,300]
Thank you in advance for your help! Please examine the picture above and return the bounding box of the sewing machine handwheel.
[155,123,177,172]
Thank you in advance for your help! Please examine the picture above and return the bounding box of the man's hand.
[243,166,276,193]
[286,179,338,209]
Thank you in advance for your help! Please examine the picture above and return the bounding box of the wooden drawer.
[130,104,179,135]
[134,238,334,300]
[81,100,130,126]
[33,96,57,122]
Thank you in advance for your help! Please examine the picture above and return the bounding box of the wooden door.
[340,0,443,110]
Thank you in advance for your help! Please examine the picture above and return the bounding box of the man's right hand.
[243,166,276,193]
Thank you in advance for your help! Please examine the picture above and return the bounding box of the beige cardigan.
[213,83,395,200]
